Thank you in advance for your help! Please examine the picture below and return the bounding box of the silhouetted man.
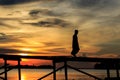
[71,30,80,57]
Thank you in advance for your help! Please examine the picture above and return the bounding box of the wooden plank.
[0,55,120,62]
[3,57,21,61]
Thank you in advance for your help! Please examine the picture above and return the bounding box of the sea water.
[0,69,118,80]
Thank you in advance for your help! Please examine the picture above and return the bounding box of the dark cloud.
[50,0,117,9]
[46,48,67,53]
[0,33,22,43]
[68,0,115,8]
[0,0,15,5]
[19,0,119,30]
[0,33,6,40]
[43,42,61,46]
[36,0,120,28]
[0,48,22,54]
[29,9,63,17]
[69,0,100,8]
[0,0,41,5]
[23,18,72,27]
[96,39,120,54]
[0,48,37,55]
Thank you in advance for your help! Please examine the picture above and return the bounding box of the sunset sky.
[0,0,120,65]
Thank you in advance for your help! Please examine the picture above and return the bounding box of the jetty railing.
[0,55,120,80]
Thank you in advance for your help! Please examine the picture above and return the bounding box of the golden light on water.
[21,74,26,80]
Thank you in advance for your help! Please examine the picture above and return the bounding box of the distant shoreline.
[2,65,53,69]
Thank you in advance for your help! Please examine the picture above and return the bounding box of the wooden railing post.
[64,61,68,80]
[18,59,21,80]
[106,63,110,80]
[4,59,7,80]
[115,62,119,78]
[53,60,56,80]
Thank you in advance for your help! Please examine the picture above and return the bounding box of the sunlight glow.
[19,53,28,56]
[20,48,33,51]
[19,53,29,61]
[21,74,26,80]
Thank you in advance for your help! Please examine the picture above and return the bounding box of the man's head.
[74,30,78,34]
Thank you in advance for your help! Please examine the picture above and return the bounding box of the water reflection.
[6,69,119,80]
[21,74,26,80]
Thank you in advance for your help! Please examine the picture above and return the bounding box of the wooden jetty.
[0,55,120,80]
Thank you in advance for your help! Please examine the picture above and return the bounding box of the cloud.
[0,48,22,54]
[39,41,69,55]
[0,33,23,43]
[43,42,61,46]
[96,39,120,54]
[66,0,102,8]
[49,0,119,12]
[21,0,120,30]
[29,9,63,17]
[67,0,116,8]
[97,15,120,27]
[0,17,24,29]
[46,47,67,53]
[34,0,120,29]
[54,0,118,10]
[0,21,17,28]
[23,18,73,27]
[0,48,39,55]
[0,33,6,40]
[0,0,41,5]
